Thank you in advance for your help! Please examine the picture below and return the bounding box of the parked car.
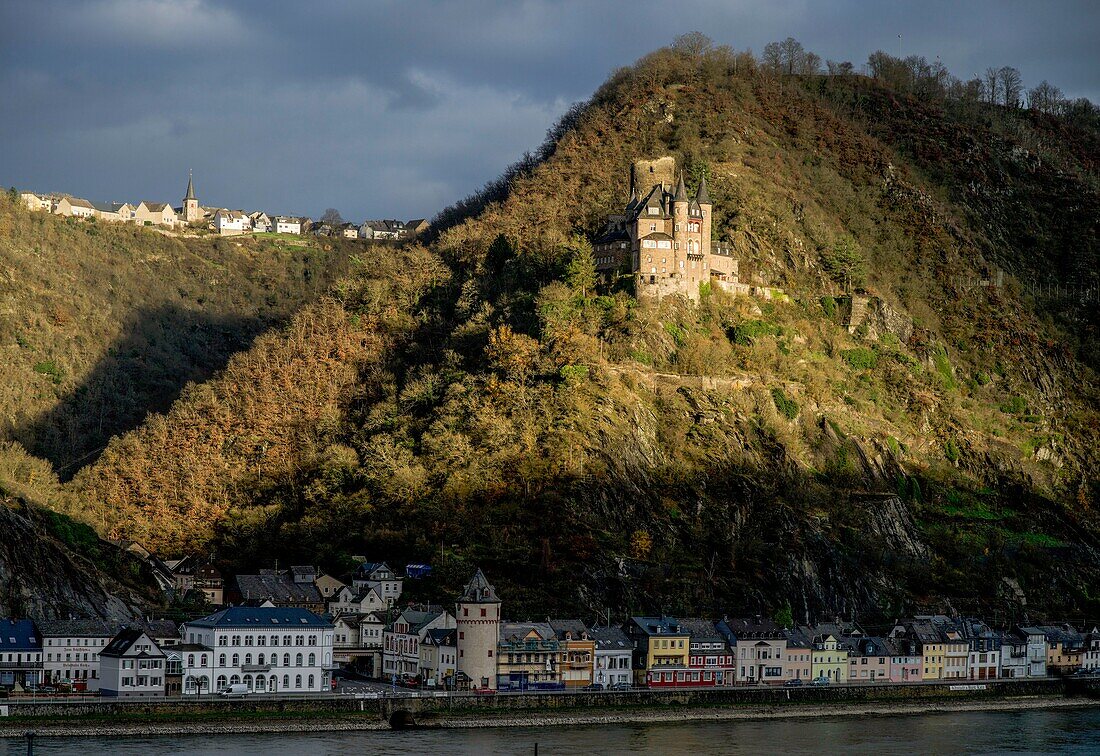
[584,683,605,691]
[609,682,633,691]
[219,684,249,697]
[472,687,497,696]
[784,678,805,687]
[810,677,830,687]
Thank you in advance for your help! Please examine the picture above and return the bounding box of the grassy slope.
[58,49,1100,623]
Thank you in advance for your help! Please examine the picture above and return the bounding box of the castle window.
[649,223,657,231]
[679,261,684,269]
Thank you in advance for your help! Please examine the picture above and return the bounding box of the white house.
[352,562,403,607]
[340,223,359,239]
[98,629,166,698]
[382,605,454,680]
[54,196,96,219]
[328,585,386,616]
[273,216,301,235]
[249,212,272,233]
[0,619,42,690]
[19,192,52,211]
[589,626,632,688]
[1001,628,1048,678]
[181,607,334,695]
[418,628,457,688]
[38,619,118,691]
[1084,629,1100,671]
[214,208,250,235]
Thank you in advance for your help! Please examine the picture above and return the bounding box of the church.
[594,157,740,302]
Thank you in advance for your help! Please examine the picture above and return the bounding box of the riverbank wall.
[2,677,1097,733]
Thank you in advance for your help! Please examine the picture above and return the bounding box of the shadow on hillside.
[14,305,272,479]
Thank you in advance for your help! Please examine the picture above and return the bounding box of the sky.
[1,0,1097,221]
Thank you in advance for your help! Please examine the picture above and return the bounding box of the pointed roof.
[459,568,500,603]
[695,174,711,204]
[673,171,688,201]
[185,170,196,201]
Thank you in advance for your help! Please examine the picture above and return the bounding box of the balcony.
[0,661,43,669]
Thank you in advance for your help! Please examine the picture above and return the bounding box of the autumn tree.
[1027,80,1064,114]
[321,208,344,225]
[997,66,1023,108]
[820,235,867,292]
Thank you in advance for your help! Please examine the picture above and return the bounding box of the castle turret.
[696,174,712,258]
[672,172,689,280]
[182,170,201,223]
[456,569,501,690]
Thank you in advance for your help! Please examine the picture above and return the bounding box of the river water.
[7,707,1100,755]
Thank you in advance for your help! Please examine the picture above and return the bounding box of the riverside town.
[2,563,1098,700]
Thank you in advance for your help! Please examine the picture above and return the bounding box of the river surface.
[7,707,1100,755]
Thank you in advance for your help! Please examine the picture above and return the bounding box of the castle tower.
[696,173,712,255]
[182,170,201,223]
[672,171,689,282]
[455,569,501,690]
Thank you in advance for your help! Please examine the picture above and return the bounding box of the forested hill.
[0,200,361,476]
[53,40,1100,625]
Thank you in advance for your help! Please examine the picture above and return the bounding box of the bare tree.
[320,208,344,226]
[761,41,783,74]
[1027,80,1064,115]
[671,31,714,57]
[826,60,855,76]
[997,66,1023,108]
[778,37,805,75]
[983,67,1001,105]
[800,52,822,75]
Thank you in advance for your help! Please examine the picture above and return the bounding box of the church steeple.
[185,169,196,201]
[695,173,711,205]
[182,169,201,222]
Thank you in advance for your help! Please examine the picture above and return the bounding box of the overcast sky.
[2,0,1096,220]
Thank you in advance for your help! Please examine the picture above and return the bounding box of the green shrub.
[559,364,589,384]
[771,387,799,420]
[999,395,1027,415]
[730,319,782,346]
[944,439,961,463]
[931,345,957,390]
[820,295,837,318]
[33,361,63,385]
[664,321,687,346]
[841,347,877,370]
[886,436,901,456]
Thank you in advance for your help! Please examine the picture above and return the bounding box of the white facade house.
[1084,630,1100,671]
[19,192,52,211]
[353,562,403,607]
[1003,628,1048,678]
[328,585,386,616]
[99,629,166,698]
[419,628,457,688]
[589,626,632,688]
[214,209,250,235]
[38,619,117,691]
[55,196,96,218]
[182,607,334,695]
[249,212,272,233]
[383,605,454,680]
[273,216,301,235]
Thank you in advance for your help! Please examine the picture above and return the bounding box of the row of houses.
[16,175,428,240]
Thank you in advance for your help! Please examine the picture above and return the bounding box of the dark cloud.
[1,0,1096,220]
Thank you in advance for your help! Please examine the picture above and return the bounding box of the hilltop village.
[2,561,1098,698]
[16,174,428,241]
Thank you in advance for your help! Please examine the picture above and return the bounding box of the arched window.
[295,635,304,646]
[200,655,208,666]
[295,653,303,667]
[245,635,253,646]
[243,674,253,690]
[308,653,316,666]
[295,675,302,689]
[219,654,226,667]
[229,674,240,685]
[271,635,279,646]
[199,676,209,692]
[269,675,278,691]
[308,635,317,646]
[283,635,291,646]
[232,635,241,646]
[258,653,265,666]
[245,653,253,665]
[256,676,266,691]
[231,653,240,667]
[185,676,197,693]
[308,674,315,689]
[283,653,290,667]
[216,674,227,691]
[258,636,266,647]
[218,636,227,647]
[187,654,194,667]
[283,674,289,689]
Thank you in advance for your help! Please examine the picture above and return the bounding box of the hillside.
[56,43,1100,624]
[0,197,360,475]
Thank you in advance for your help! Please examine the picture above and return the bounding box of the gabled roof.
[628,616,688,637]
[62,197,96,209]
[186,606,331,629]
[425,628,456,647]
[139,201,172,212]
[234,572,322,604]
[718,617,785,642]
[677,618,724,643]
[393,605,448,634]
[101,629,164,659]
[0,619,39,651]
[588,626,631,651]
[459,569,499,603]
[547,619,588,641]
[500,622,556,644]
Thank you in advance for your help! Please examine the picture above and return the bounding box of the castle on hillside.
[594,156,741,302]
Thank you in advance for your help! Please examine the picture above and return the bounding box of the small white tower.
[455,569,501,690]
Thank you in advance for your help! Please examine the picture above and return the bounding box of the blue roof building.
[0,618,43,688]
